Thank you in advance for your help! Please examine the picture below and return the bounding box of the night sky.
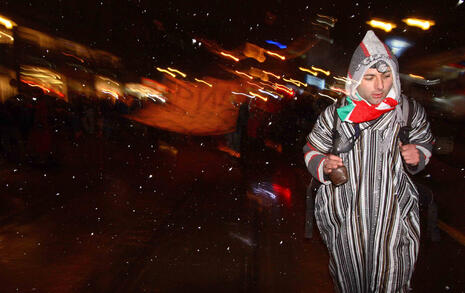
[1,0,463,77]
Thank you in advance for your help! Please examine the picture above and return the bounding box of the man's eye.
[383,75,391,78]
[364,77,373,81]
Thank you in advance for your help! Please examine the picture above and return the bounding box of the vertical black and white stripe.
[304,99,434,293]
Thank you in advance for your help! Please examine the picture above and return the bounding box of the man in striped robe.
[303,30,434,292]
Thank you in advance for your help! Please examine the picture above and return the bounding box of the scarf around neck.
[337,89,398,123]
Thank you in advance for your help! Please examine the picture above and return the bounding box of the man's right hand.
[323,154,344,174]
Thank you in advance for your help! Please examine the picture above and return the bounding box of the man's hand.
[323,154,344,175]
[399,143,420,166]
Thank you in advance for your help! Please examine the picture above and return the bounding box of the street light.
[402,18,435,30]
[366,19,396,32]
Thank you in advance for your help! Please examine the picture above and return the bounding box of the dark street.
[0,0,464,292]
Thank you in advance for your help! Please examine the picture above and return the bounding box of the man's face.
[357,67,393,105]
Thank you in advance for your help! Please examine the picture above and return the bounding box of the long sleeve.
[303,104,336,184]
[406,100,435,175]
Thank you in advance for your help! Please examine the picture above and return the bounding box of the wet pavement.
[0,116,464,293]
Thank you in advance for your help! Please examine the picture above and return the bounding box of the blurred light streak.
[125,83,166,102]
[385,38,412,57]
[220,52,240,62]
[403,18,435,30]
[258,89,279,99]
[272,184,291,199]
[329,86,348,95]
[195,78,213,87]
[265,40,287,49]
[0,31,14,41]
[299,67,318,76]
[402,18,435,30]
[97,76,120,86]
[318,92,337,102]
[235,70,253,80]
[408,74,425,79]
[333,76,355,85]
[232,91,254,98]
[62,52,84,63]
[316,14,337,27]
[249,91,268,102]
[311,66,330,76]
[21,79,64,97]
[156,67,176,77]
[273,83,294,96]
[102,89,119,99]
[0,15,16,29]
[283,77,307,87]
[263,70,281,79]
[265,51,286,60]
[367,19,396,32]
[167,67,187,78]
[246,81,264,89]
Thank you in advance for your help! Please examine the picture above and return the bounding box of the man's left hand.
[399,143,420,166]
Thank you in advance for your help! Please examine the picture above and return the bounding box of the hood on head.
[345,30,401,102]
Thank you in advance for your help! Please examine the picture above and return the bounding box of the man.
[303,31,434,292]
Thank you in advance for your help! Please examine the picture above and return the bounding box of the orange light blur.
[265,51,286,60]
[62,52,85,63]
[367,19,396,32]
[246,81,264,89]
[167,67,187,78]
[220,52,240,62]
[262,70,281,79]
[235,70,253,80]
[299,67,318,76]
[249,91,268,102]
[273,83,294,96]
[195,78,213,87]
[408,74,425,79]
[157,67,176,78]
[402,18,435,30]
[311,66,330,76]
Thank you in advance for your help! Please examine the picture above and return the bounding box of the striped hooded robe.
[303,31,434,293]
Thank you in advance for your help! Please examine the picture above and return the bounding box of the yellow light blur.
[235,70,253,80]
[249,91,268,102]
[220,52,240,62]
[265,51,286,60]
[299,67,318,76]
[167,67,187,78]
[367,19,396,32]
[408,74,425,79]
[157,67,176,78]
[262,70,281,79]
[283,77,307,87]
[311,66,330,76]
[195,78,213,87]
[0,16,16,29]
[403,18,435,30]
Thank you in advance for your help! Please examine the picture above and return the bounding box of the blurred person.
[303,31,434,292]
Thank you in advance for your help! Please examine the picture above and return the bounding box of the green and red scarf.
[337,92,398,123]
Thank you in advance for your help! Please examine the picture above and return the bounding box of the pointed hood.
[345,30,400,101]
[337,31,401,123]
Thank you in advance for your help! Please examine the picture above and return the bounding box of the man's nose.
[375,77,384,91]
